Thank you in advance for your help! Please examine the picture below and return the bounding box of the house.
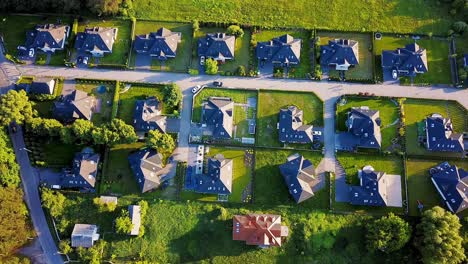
[128,205,141,236]
[430,162,468,213]
[24,24,69,53]
[71,224,99,248]
[53,90,96,122]
[256,34,301,66]
[202,97,234,139]
[134,27,181,60]
[75,27,118,57]
[233,214,289,248]
[381,43,428,78]
[30,77,55,95]
[61,149,99,190]
[320,39,359,70]
[278,106,313,144]
[198,33,235,62]
[133,97,167,135]
[279,154,315,203]
[350,165,402,207]
[128,149,166,193]
[190,154,233,195]
[425,114,464,152]
[345,107,381,149]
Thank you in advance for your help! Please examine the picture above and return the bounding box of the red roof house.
[232,214,289,247]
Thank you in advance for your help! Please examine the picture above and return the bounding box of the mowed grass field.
[257,90,323,147]
[254,29,311,78]
[336,96,399,150]
[318,32,373,80]
[133,21,193,72]
[406,158,468,216]
[132,0,455,35]
[78,19,132,65]
[374,35,451,84]
[404,99,467,156]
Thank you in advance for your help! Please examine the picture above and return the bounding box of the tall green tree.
[115,210,133,234]
[71,119,94,143]
[415,206,465,264]
[146,130,175,156]
[366,213,411,253]
[107,118,138,144]
[27,117,63,137]
[163,83,182,109]
[227,25,244,38]
[205,58,218,75]
[87,0,122,15]
[0,90,35,126]
[0,129,20,187]
[41,188,66,218]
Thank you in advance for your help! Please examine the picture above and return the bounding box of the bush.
[205,58,218,75]
[188,68,199,75]
[226,25,244,38]
[236,65,246,76]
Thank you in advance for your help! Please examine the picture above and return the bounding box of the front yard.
[75,80,116,125]
[256,90,323,147]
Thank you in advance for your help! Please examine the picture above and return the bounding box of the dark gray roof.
[75,27,117,53]
[198,33,235,60]
[134,27,181,59]
[350,166,388,206]
[53,90,95,122]
[25,24,68,50]
[256,34,301,65]
[203,97,234,139]
[61,150,99,189]
[191,154,233,195]
[279,154,315,203]
[430,162,468,213]
[425,114,464,152]
[133,98,167,133]
[381,43,428,77]
[128,148,165,193]
[345,107,381,149]
[71,224,99,248]
[320,39,359,67]
[30,77,55,95]
[278,106,313,144]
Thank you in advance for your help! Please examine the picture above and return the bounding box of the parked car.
[392,70,398,79]
[313,131,322,136]
[200,56,205,65]
[28,48,35,58]
[213,81,223,87]
[192,85,202,94]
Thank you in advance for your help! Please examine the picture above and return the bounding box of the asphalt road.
[9,126,64,264]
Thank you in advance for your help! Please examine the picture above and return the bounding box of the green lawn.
[374,35,451,84]
[336,96,399,150]
[257,90,323,147]
[191,27,251,74]
[406,158,468,216]
[404,99,467,156]
[254,29,311,78]
[318,32,373,80]
[132,0,455,35]
[133,21,193,72]
[75,81,116,125]
[254,150,326,208]
[180,147,252,203]
[78,19,132,65]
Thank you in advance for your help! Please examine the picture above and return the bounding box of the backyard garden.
[75,80,116,126]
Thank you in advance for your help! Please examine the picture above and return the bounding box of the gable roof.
[278,106,313,144]
[256,34,301,64]
[25,24,68,50]
[233,214,289,247]
[134,27,181,58]
[198,33,235,60]
[30,77,55,95]
[382,43,428,76]
[320,39,359,68]
[133,98,167,133]
[430,162,468,213]
[346,107,381,149]
[350,165,388,206]
[75,27,117,53]
[61,150,99,189]
[128,148,165,193]
[71,224,99,248]
[53,90,95,122]
[128,205,141,236]
[203,97,234,139]
[279,154,315,203]
[425,114,464,152]
[192,154,233,195]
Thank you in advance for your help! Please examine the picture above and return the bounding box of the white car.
[28,48,35,58]
[192,85,202,94]
[313,131,322,136]
[392,70,398,79]
[200,56,205,65]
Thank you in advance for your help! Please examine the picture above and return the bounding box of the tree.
[192,20,199,32]
[93,197,117,212]
[163,83,182,109]
[415,206,465,264]
[0,90,35,126]
[146,130,175,155]
[41,188,66,218]
[237,65,246,76]
[59,240,72,254]
[227,25,244,38]
[60,127,75,144]
[115,210,133,234]
[27,118,63,137]
[87,0,122,16]
[106,118,138,145]
[205,58,218,75]
[72,119,94,143]
[366,213,411,253]
[0,129,20,187]
[453,21,468,33]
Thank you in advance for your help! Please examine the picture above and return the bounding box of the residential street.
[9,126,64,264]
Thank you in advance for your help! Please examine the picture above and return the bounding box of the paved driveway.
[166,118,180,133]
[135,54,151,70]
